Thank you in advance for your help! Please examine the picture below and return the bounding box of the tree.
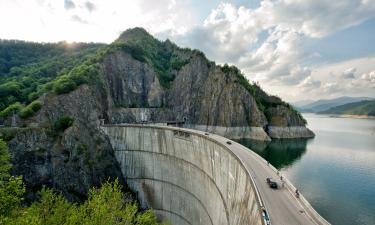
[0,139,25,222]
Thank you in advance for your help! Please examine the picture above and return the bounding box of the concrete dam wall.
[101,125,265,225]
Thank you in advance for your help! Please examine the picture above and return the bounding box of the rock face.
[3,85,125,201]
[99,28,313,140]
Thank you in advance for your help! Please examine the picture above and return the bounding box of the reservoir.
[237,113,375,225]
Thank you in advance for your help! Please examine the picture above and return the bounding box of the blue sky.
[0,0,374,101]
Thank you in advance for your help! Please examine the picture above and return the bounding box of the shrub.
[0,102,23,118]
[170,55,189,70]
[0,128,18,142]
[27,92,39,102]
[75,143,87,155]
[0,139,25,218]
[0,82,21,98]
[19,101,42,119]
[53,116,74,132]
[53,76,77,94]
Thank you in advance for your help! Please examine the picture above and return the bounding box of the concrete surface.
[101,124,330,225]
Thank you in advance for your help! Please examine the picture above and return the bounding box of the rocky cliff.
[100,28,313,140]
[0,27,313,201]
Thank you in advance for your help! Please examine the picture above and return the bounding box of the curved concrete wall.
[102,125,264,225]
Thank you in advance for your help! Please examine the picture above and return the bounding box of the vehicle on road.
[261,207,271,225]
[266,177,278,189]
[226,141,232,145]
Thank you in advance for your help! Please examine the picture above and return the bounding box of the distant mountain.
[318,100,375,116]
[291,100,314,108]
[297,96,374,112]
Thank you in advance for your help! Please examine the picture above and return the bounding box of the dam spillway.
[101,125,265,225]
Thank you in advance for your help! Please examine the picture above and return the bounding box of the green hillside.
[0,40,103,113]
[318,100,375,116]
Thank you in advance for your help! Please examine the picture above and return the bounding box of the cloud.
[361,70,375,88]
[257,0,375,38]
[342,67,357,79]
[84,1,96,12]
[164,1,375,101]
[71,15,88,24]
[298,76,321,91]
[64,0,75,10]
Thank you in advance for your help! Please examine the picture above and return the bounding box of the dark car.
[266,178,278,189]
[226,141,232,145]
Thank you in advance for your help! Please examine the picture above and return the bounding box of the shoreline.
[323,114,375,119]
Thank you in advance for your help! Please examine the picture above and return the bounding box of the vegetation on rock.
[53,116,74,132]
[114,28,189,88]
[0,139,163,225]
[19,100,42,119]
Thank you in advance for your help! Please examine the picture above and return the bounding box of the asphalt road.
[207,132,322,225]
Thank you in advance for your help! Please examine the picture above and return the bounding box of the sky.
[0,0,374,102]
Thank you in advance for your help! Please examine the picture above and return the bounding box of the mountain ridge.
[296,96,374,112]
[318,100,375,116]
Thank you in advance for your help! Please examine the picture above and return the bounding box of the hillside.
[0,27,313,201]
[297,96,373,112]
[0,40,103,110]
[318,100,375,116]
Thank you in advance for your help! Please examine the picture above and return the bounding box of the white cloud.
[342,67,357,79]
[361,70,375,88]
[298,76,321,91]
[0,0,196,43]
[167,1,375,101]
[257,0,375,38]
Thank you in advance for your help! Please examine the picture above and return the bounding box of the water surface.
[237,114,375,225]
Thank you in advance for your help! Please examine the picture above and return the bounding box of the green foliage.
[19,100,42,119]
[0,40,103,112]
[0,138,163,225]
[0,139,25,221]
[52,63,100,95]
[53,116,74,132]
[170,56,188,70]
[0,39,103,76]
[53,75,77,94]
[0,102,22,118]
[0,81,21,98]
[0,139,11,175]
[0,128,18,142]
[75,143,87,155]
[4,180,162,225]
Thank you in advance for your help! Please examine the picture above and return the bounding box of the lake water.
[237,113,375,225]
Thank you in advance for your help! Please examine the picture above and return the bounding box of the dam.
[101,124,330,225]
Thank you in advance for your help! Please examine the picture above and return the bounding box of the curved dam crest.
[101,124,330,225]
[102,125,264,225]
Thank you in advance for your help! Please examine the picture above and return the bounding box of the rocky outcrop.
[267,126,315,139]
[4,85,125,201]
[97,28,313,139]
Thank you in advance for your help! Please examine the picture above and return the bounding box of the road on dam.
[182,128,328,225]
